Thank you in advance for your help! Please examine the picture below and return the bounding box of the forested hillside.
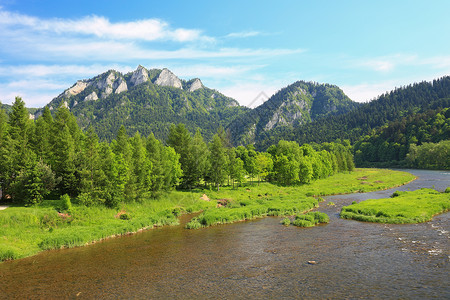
[354,107,450,168]
[228,81,360,145]
[255,76,450,150]
[35,66,249,141]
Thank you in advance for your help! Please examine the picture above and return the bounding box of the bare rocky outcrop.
[114,77,128,94]
[64,81,88,97]
[155,68,182,89]
[84,92,98,102]
[264,98,309,131]
[130,65,149,86]
[189,78,203,92]
[97,72,117,99]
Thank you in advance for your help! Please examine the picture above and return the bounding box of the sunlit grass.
[340,188,450,223]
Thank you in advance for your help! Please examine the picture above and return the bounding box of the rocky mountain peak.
[155,68,182,89]
[189,78,203,92]
[130,65,149,86]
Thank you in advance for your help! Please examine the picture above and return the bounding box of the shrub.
[445,187,450,193]
[281,217,290,226]
[119,213,131,220]
[77,192,94,207]
[391,191,401,197]
[185,218,202,229]
[60,194,72,212]
[327,201,335,206]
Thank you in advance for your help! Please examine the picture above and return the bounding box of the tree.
[167,123,192,187]
[11,157,57,205]
[208,134,227,191]
[130,132,152,201]
[186,129,210,187]
[255,152,273,185]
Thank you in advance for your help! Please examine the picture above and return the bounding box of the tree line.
[354,107,450,167]
[0,97,354,206]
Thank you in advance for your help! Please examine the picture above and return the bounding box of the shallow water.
[0,169,449,299]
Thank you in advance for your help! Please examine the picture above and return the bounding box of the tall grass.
[340,188,450,224]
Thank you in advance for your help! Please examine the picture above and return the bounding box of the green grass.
[0,168,415,261]
[340,188,450,224]
[0,191,215,261]
[185,168,415,229]
[292,211,330,227]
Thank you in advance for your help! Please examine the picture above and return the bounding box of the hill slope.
[227,81,360,145]
[255,76,450,149]
[37,66,249,141]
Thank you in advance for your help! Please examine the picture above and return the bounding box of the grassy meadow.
[340,188,450,224]
[0,168,415,261]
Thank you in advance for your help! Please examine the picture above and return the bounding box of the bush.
[77,192,94,207]
[445,187,450,193]
[391,191,401,197]
[185,218,202,229]
[281,217,290,226]
[60,194,72,212]
[119,213,131,220]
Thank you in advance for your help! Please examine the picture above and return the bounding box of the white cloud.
[226,31,261,38]
[356,54,417,72]
[0,8,208,42]
[220,83,278,107]
[0,63,134,77]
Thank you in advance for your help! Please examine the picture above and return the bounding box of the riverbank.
[186,168,416,228]
[340,188,450,223]
[0,168,415,262]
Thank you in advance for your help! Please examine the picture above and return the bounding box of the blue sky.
[0,0,449,107]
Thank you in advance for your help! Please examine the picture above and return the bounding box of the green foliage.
[341,188,450,223]
[406,140,450,170]
[60,194,72,212]
[292,211,329,227]
[445,187,450,193]
[119,213,131,220]
[281,217,291,226]
[185,217,202,229]
[354,107,450,168]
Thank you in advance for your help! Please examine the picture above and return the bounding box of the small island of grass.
[340,188,450,224]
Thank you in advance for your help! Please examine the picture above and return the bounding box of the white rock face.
[84,92,98,102]
[62,101,69,108]
[155,68,182,89]
[65,81,88,96]
[97,72,116,90]
[130,65,149,86]
[189,78,203,92]
[114,77,128,94]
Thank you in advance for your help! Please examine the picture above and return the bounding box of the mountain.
[227,81,360,145]
[37,66,249,141]
[1,103,38,118]
[254,76,450,150]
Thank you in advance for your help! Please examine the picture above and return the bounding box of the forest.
[255,77,450,150]
[0,97,354,207]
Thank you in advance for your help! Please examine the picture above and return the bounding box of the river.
[0,169,449,299]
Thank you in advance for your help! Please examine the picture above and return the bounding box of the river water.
[0,169,449,299]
